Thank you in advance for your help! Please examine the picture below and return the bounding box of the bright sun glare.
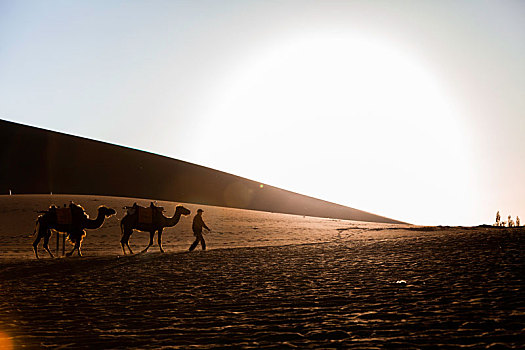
[0,331,13,350]
[195,33,473,225]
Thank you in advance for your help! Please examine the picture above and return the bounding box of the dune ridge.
[0,120,403,224]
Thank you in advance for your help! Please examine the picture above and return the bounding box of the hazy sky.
[1,0,524,225]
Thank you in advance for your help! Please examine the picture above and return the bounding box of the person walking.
[189,209,210,251]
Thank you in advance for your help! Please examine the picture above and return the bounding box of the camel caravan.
[32,201,190,259]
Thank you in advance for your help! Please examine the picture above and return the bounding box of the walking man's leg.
[189,238,199,251]
[190,230,203,251]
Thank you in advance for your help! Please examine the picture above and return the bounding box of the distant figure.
[189,209,211,251]
[508,215,513,227]
[495,211,501,226]
[517,216,520,227]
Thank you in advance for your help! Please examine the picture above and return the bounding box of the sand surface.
[0,195,523,348]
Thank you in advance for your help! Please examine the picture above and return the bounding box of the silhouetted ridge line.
[0,119,404,224]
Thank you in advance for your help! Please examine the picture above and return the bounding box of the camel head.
[98,206,117,217]
[175,205,191,216]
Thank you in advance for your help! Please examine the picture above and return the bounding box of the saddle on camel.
[43,202,86,227]
[124,202,165,225]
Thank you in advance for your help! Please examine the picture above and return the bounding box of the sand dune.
[0,195,523,348]
[0,120,403,225]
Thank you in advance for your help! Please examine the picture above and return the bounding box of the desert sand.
[0,195,523,348]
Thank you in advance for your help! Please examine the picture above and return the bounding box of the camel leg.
[66,245,76,257]
[33,228,54,259]
[120,224,128,255]
[120,228,134,255]
[73,235,82,257]
[32,219,43,259]
[141,231,155,253]
[77,231,85,257]
[42,231,55,258]
[32,234,42,259]
[158,228,164,253]
[65,243,81,257]
[66,239,82,257]
[125,242,134,255]
[121,236,134,255]
[65,233,79,257]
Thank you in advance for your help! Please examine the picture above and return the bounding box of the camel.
[32,203,116,259]
[120,204,190,254]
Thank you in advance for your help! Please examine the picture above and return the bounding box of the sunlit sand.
[0,195,523,348]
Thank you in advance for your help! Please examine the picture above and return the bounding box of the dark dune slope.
[0,119,403,224]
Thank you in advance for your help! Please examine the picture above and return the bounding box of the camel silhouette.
[120,204,190,254]
[32,204,116,259]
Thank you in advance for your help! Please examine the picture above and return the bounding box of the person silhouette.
[189,209,210,251]
[496,211,501,226]
[517,216,520,227]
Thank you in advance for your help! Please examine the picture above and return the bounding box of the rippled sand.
[0,195,523,348]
